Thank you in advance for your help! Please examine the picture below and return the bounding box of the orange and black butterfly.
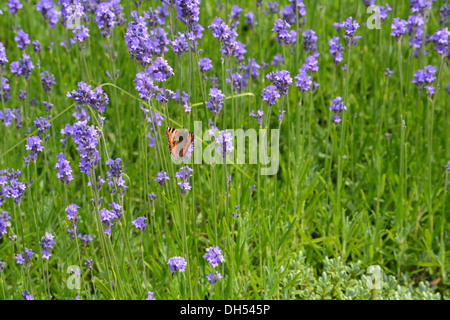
[164,127,194,159]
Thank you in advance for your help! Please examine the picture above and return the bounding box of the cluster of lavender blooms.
[215,130,234,158]
[67,81,109,115]
[329,96,347,125]
[295,55,319,94]
[6,0,23,17]
[0,108,22,129]
[66,204,79,239]
[0,211,10,238]
[226,69,246,93]
[99,202,123,236]
[124,8,170,67]
[132,216,147,231]
[206,88,225,115]
[329,37,344,66]
[133,57,174,103]
[14,30,30,51]
[250,109,264,127]
[39,232,55,260]
[146,291,156,300]
[272,19,296,47]
[10,53,34,81]
[267,70,292,96]
[175,166,193,194]
[261,85,281,107]
[22,290,33,300]
[105,158,127,197]
[155,171,170,186]
[167,256,187,274]
[36,0,59,28]
[61,120,101,176]
[40,71,56,93]
[412,65,437,97]
[0,169,27,206]
[203,246,224,285]
[15,248,34,266]
[208,17,244,59]
[173,90,191,113]
[54,153,73,185]
[140,108,164,148]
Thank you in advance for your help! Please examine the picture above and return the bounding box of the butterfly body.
[165,127,194,158]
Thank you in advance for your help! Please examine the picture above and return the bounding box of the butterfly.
[164,127,194,159]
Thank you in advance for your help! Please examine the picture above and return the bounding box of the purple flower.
[78,234,93,247]
[199,57,212,74]
[203,246,225,268]
[132,216,147,231]
[329,36,344,66]
[10,53,35,81]
[0,42,8,71]
[73,25,90,43]
[440,5,450,25]
[379,4,392,22]
[32,40,41,54]
[410,0,435,15]
[34,116,51,136]
[55,153,73,185]
[65,120,101,175]
[15,248,34,266]
[84,258,94,270]
[229,5,243,28]
[385,68,394,77]
[0,78,11,103]
[65,204,79,221]
[39,232,55,260]
[295,68,312,93]
[244,11,256,27]
[206,271,222,285]
[25,136,44,162]
[302,29,318,55]
[329,96,347,125]
[343,17,360,46]
[155,171,170,186]
[0,220,7,238]
[146,291,156,300]
[412,65,436,97]
[267,70,292,96]
[261,85,280,107]
[206,88,225,115]
[36,0,59,28]
[391,18,408,40]
[7,0,23,16]
[250,109,264,127]
[171,32,189,55]
[146,57,174,82]
[22,290,33,300]
[173,90,191,113]
[167,256,187,274]
[216,130,234,158]
[94,2,116,37]
[134,72,159,101]
[266,2,279,14]
[245,59,260,80]
[14,30,30,51]
[175,166,193,194]
[0,261,4,272]
[67,82,109,114]
[175,0,200,26]
[148,193,157,202]
[272,19,296,47]
[100,208,115,236]
[226,70,245,93]
[105,158,127,197]
[208,17,238,57]
[428,28,449,56]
